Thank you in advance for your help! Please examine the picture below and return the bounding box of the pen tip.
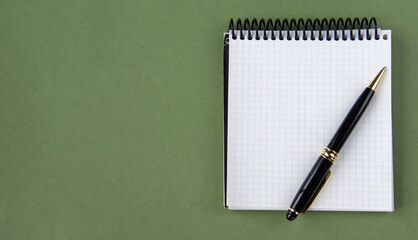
[286,210,298,221]
[368,67,387,92]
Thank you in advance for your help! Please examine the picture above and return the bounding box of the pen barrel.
[289,156,333,214]
[327,88,375,153]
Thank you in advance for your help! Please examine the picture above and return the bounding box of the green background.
[1,0,417,239]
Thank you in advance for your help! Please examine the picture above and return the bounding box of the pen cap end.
[286,210,298,221]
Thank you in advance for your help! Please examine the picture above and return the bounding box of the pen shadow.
[391,32,404,210]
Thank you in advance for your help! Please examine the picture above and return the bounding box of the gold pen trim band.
[321,147,338,163]
[288,208,300,215]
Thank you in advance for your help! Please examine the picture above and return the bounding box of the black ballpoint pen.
[286,67,387,221]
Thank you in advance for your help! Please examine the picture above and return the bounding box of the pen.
[286,67,387,221]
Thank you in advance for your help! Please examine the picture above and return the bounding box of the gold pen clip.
[300,170,332,214]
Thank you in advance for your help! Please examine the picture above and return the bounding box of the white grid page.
[226,30,393,211]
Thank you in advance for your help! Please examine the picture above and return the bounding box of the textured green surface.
[1,0,417,239]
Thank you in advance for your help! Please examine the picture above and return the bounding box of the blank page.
[226,30,393,211]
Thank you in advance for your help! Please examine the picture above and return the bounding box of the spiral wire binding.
[228,17,379,41]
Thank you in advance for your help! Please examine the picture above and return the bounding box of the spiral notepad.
[223,18,393,211]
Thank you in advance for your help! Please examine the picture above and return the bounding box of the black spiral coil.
[228,17,379,41]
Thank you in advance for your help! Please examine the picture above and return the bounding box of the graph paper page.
[226,30,393,211]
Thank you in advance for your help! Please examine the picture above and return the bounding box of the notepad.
[223,18,393,211]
